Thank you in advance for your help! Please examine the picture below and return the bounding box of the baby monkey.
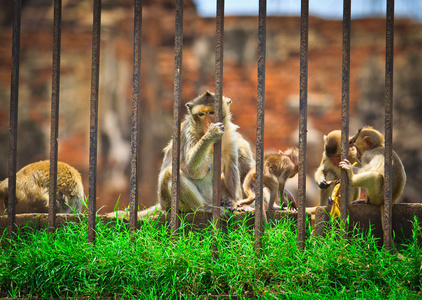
[236,147,299,213]
[340,126,406,205]
[314,130,360,206]
[340,126,406,247]
[0,161,84,214]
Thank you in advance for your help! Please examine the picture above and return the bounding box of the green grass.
[0,213,421,299]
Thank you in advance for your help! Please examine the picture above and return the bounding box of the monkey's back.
[1,161,84,213]
[360,147,406,202]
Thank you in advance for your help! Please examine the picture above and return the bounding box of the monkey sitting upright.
[0,161,84,214]
[340,126,406,207]
[236,147,299,212]
[314,130,360,206]
[139,91,254,218]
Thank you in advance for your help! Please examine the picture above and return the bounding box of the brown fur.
[340,126,406,249]
[340,126,406,205]
[314,130,360,206]
[236,147,299,215]
[139,91,254,218]
[0,161,84,214]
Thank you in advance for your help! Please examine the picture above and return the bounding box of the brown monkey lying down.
[0,161,84,214]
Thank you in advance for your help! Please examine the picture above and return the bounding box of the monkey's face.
[350,135,367,161]
[324,134,341,167]
[195,107,215,133]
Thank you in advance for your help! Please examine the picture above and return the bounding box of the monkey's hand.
[204,122,225,142]
[339,159,353,178]
[318,180,330,189]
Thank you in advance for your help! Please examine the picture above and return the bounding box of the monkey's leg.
[264,176,279,210]
[178,176,210,212]
[348,171,384,206]
[236,197,255,206]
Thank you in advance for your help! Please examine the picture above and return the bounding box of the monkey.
[314,130,361,206]
[138,91,254,218]
[339,126,406,244]
[339,126,406,205]
[235,147,299,214]
[0,161,84,214]
[237,132,255,186]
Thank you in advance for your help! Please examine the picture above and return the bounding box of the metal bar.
[212,0,224,233]
[384,0,394,250]
[48,0,62,231]
[340,0,351,222]
[171,0,184,234]
[88,0,101,243]
[254,0,266,253]
[7,0,21,238]
[129,0,142,232]
[297,0,308,251]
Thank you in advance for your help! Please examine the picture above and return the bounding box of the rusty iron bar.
[129,0,142,231]
[212,0,224,233]
[48,0,62,231]
[88,0,101,243]
[254,0,266,253]
[171,0,184,234]
[340,0,351,222]
[297,0,308,251]
[7,0,22,238]
[383,0,394,250]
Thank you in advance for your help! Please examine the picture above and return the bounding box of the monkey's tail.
[137,204,164,219]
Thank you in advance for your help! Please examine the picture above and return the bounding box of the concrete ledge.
[314,203,422,244]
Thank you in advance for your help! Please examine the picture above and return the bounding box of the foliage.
[0,213,421,299]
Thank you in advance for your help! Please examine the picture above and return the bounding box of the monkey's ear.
[185,102,194,114]
[363,136,374,149]
[223,96,232,105]
[323,135,327,142]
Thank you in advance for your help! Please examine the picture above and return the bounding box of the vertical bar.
[212,0,224,232]
[384,0,394,250]
[340,0,351,222]
[171,0,184,234]
[254,0,266,253]
[7,0,21,237]
[129,0,142,231]
[49,0,62,231]
[297,0,308,251]
[88,0,101,243]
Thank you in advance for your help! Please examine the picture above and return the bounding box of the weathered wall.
[0,1,422,213]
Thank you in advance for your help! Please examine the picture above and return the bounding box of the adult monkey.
[339,126,406,234]
[314,130,360,206]
[139,91,254,217]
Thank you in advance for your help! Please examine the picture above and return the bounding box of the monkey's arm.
[274,167,296,210]
[340,159,383,191]
[184,122,224,178]
[314,157,331,189]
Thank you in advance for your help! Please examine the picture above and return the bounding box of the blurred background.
[0,0,421,213]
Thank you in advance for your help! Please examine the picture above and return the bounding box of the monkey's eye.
[197,112,206,117]
[209,111,214,115]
